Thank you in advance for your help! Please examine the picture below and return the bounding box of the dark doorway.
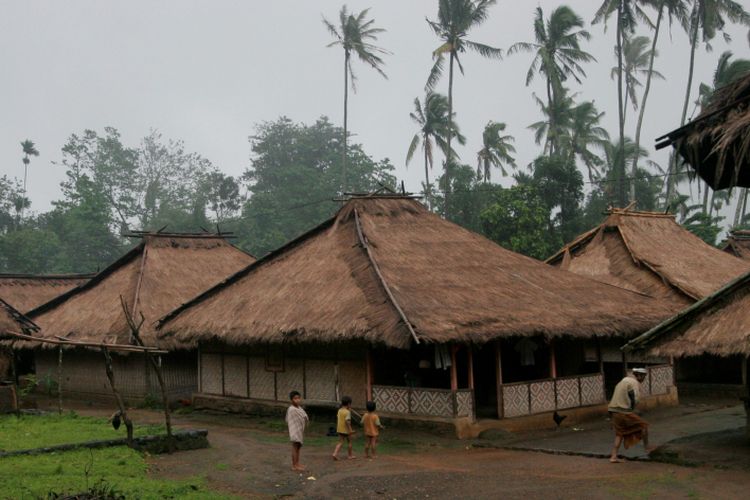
[472,344,498,419]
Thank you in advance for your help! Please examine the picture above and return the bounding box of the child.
[362,400,384,459]
[285,390,308,471]
[332,395,356,460]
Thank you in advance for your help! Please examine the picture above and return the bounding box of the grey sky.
[1,0,748,216]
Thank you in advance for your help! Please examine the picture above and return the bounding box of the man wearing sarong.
[608,367,654,462]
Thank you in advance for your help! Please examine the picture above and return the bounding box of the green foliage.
[480,184,560,259]
[529,154,584,243]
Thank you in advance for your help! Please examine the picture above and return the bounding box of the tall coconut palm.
[594,0,652,208]
[20,139,39,194]
[528,90,575,156]
[667,0,750,202]
[611,36,664,124]
[425,0,503,211]
[476,121,516,181]
[323,6,389,195]
[632,0,689,205]
[508,5,595,155]
[406,92,466,199]
[565,101,610,182]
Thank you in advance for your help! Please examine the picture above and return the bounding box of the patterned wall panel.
[649,365,672,395]
[455,390,474,418]
[339,360,367,408]
[276,358,304,402]
[200,353,223,395]
[640,372,652,396]
[372,386,410,414]
[555,378,580,409]
[530,380,556,414]
[223,354,248,397]
[248,357,275,400]
[580,374,605,406]
[410,389,453,417]
[502,384,530,418]
[304,359,336,402]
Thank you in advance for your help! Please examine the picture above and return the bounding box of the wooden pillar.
[496,341,504,419]
[450,344,458,391]
[365,349,373,401]
[741,356,747,388]
[57,346,63,415]
[549,339,557,379]
[467,346,474,390]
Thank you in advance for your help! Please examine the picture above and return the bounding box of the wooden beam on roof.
[0,331,167,354]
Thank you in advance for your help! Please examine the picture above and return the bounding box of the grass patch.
[0,412,163,452]
[0,446,233,499]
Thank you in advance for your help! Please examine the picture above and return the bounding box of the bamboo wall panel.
[530,380,555,414]
[455,390,473,417]
[339,359,367,408]
[276,357,304,401]
[555,378,580,409]
[200,353,222,395]
[304,359,336,402]
[372,386,410,414]
[410,389,453,417]
[223,354,248,397]
[580,374,605,406]
[248,357,275,400]
[502,384,530,418]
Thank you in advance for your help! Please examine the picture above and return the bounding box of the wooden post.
[102,347,134,447]
[450,345,458,391]
[741,356,747,388]
[496,341,504,419]
[467,346,474,390]
[8,348,19,415]
[57,346,63,414]
[549,339,557,379]
[365,349,373,402]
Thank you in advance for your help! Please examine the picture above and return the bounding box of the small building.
[721,230,750,260]
[0,274,93,313]
[624,271,750,437]
[26,232,254,404]
[0,298,39,411]
[656,73,750,190]
[158,196,671,430]
[547,208,750,395]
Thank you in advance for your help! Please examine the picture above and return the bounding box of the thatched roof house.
[656,72,750,189]
[0,274,92,313]
[0,298,38,336]
[624,270,750,358]
[158,197,670,349]
[546,209,750,311]
[722,230,750,260]
[29,232,255,348]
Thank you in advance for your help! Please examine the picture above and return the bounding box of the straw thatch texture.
[625,270,750,357]
[657,73,750,189]
[28,234,254,349]
[547,209,749,309]
[0,298,38,335]
[0,274,92,313]
[722,229,750,260]
[158,197,672,350]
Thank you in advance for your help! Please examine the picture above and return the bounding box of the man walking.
[608,367,654,462]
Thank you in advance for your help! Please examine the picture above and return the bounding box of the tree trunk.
[702,184,710,215]
[445,51,455,218]
[424,145,431,209]
[733,188,747,227]
[632,8,663,203]
[342,50,350,196]
[616,6,626,208]
[547,78,555,156]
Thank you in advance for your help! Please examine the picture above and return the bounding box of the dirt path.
[61,403,750,499]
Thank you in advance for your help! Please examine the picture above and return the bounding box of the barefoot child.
[362,400,384,459]
[332,395,356,460]
[286,390,308,471]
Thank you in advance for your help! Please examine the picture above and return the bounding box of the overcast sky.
[1,1,748,215]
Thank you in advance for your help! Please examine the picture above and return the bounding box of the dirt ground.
[53,402,750,500]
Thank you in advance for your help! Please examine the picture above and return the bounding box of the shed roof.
[0,274,93,313]
[158,197,671,349]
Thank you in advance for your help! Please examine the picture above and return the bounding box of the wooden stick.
[57,345,63,415]
[0,331,166,353]
[102,346,133,447]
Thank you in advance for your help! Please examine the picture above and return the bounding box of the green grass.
[0,447,233,499]
[0,412,163,452]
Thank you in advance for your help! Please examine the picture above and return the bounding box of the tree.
[476,121,516,181]
[426,0,503,212]
[632,0,689,205]
[406,92,465,200]
[594,0,652,208]
[611,36,664,124]
[565,100,610,182]
[529,89,575,156]
[529,155,584,243]
[323,6,389,195]
[508,5,595,154]
[20,140,39,195]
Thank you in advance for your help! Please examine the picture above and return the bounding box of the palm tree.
[20,139,39,194]
[632,0,689,205]
[425,0,503,210]
[323,6,389,195]
[667,0,750,202]
[611,36,664,124]
[565,101,610,182]
[406,92,466,199]
[476,121,516,181]
[594,0,652,207]
[508,5,595,155]
[528,90,575,156]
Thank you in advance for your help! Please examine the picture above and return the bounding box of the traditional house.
[722,230,750,260]
[656,72,750,190]
[547,208,750,394]
[0,274,93,313]
[26,232,254,403]
[157,196,670,429]
[0,298,39,411]
[624,271,750,437]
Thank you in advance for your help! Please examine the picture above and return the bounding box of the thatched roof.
[0,274,93,313]
[721,229,750,260]
[158,197,671,350]
[0,298,38,336]
[656,72,750,189]
[547,209,750,310]
[28,233,254,349]
[625,270,750,357]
